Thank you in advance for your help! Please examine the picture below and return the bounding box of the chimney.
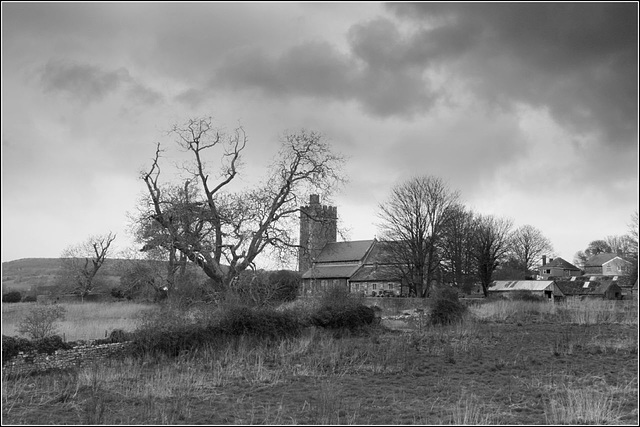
[542,255,547,266]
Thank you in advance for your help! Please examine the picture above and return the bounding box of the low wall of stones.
[3,342,131,377]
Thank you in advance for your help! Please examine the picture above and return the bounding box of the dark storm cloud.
[213,20,439,118]
[40,60,163,106]
[387,2,638,147]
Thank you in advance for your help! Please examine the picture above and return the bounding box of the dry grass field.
[2,298,638,425]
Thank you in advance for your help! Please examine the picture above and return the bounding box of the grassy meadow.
[2,297,638,425]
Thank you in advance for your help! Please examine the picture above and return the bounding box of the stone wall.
[3,342,131,376]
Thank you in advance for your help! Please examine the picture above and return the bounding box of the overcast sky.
[2,2,638,267]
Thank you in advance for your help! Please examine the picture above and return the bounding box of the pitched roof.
[549,275,636,287]
[555,280,621,296]
[315,240,374,263]
[349,264,403,282]
[301,264,361,280]
[489,280,558,292]
[585,253,619,267]
[543,257,581,271]
[362,240,404,264]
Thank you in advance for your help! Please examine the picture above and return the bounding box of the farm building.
[555,279,623,300]
[488,280,564,301]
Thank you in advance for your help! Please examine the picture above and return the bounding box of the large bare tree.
[440,204,477,291]
[377,176,459,297]
[59,232,117,301]
[141,117,345,291]
[508,224,554,275]
[472,215,514,296]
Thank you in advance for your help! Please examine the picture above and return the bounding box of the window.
[388,284,393,290]
[372,284,377,290]
[544,269,551,274]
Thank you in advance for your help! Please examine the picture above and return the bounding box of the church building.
[298,195,406,296]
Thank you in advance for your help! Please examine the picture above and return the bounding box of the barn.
[488,280,564,301]
[555,279,624,300]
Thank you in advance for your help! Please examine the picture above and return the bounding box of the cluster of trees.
[376,176,556,297]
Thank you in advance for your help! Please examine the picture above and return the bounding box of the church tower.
[298,194,337,272]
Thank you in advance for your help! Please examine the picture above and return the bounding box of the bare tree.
[626,210,638,278]
[130,181,202,293]
[508,225,554,275]
[141,117,345,291]
[472,215,514,296]
[440,204,477,292]
[604,234,635,257]
[59,232,117,301]
[377,176,460,297]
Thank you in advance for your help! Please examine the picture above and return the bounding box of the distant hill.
[1,258,131,294]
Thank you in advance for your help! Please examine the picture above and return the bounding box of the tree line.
[52,117,638,301]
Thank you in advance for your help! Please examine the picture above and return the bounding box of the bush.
[2,334,72,363]
[430,287,467,325]
[2,291,22,303]
[2,335,33,362]
[310,304,376,330]
[310,286,375,330]
[17,304,67,340]
[268,270,302,302]
[32,335,72,355]
[129,302,304,357]
[218,305,302,340]
[21,295,37,303]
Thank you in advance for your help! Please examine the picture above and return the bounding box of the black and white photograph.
[2,2,638,425]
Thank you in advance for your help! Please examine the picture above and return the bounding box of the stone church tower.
[298,194,337,272]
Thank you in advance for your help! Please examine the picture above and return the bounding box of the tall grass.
[2,302,154,341]
[557,299,638,325]
[468,299,557,322]
[545,385,623,424]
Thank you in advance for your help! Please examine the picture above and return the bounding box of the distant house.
[584,253,633,276]
[538,256,581,280]
[488,280,564,301]
[555,279,623,300]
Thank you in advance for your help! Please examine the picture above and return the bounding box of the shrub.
[2,291,22,303]
[129,302,305,357]
[2,334,72,362]
[218,305,302,340]
[268,270,302,302]
[310,286,375,330]
[32,335,72,355]
[17,304,67,340]
[21,295,37,303]
[110,287,127,300]
[2,335,33,362]
[310,304,376,330]
[430,287,466,325]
